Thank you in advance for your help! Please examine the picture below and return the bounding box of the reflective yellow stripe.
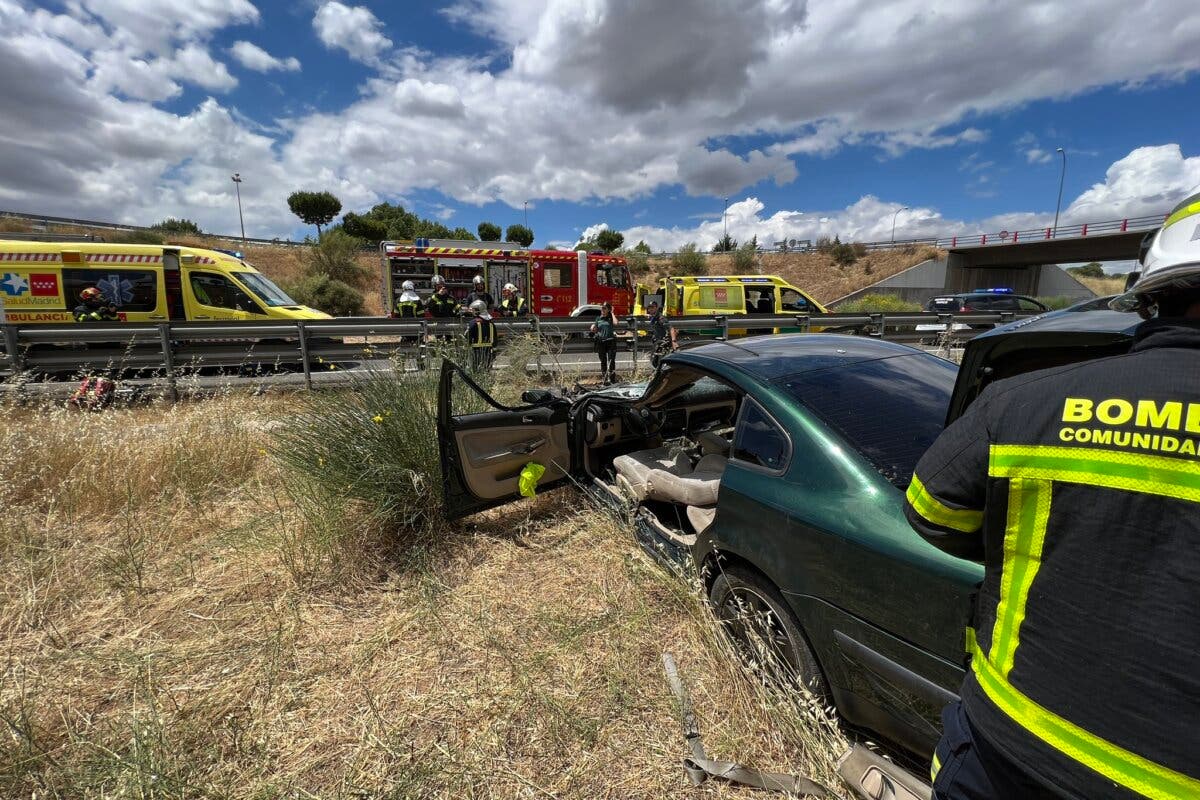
[989,477,1051,678]
[1163,198,1200,230]
[990,445,1200,504]
[966,628,1200,799]
[930,752,942,782]
[905,474,984,533]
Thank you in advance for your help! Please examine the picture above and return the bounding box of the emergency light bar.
[737,277,771,283]
[696,277,728,283]
[974,287,1013,293]
[214,248,244,259]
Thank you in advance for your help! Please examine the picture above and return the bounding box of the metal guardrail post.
[418,320,429,370]
[795,314,809,333]
[296,321,313,391]
[869,313,884,338]
[719,315,729,341]
[3,324,22,374]
[157,323,178,402]
[531,316,543,375]
[999,311,1014,326]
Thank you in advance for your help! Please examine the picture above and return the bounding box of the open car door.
[438,360,574,519]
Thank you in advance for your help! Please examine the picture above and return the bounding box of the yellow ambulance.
[634,275,828,335]
[0,241,329,323]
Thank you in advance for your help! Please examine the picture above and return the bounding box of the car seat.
[644,453,727,506]
[686,505,716,532]
[613,447,693,501]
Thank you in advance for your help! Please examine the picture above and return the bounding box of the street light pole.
[723,197,729,250]
[1053,147,1066,237]
[523,200,528,228]
[891,206,908,244]
[231,173,246,246]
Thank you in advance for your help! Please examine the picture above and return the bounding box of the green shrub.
[622,249,649,275]
[287,274,365,317]
[1036,295,1075,310]
[836,293,921,313]
[112,230,165,245]
[302,228,369,285]
[670,243,707,274]
[151,218,202,235]
[732,240,758,272]
[815,235,834,253]
[830,240,858,267]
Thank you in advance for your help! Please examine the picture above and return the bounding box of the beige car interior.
[454,423,571,500]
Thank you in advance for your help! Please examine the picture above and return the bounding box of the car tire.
[709,566,831,702]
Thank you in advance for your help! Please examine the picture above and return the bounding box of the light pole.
[231,173,246,246]
[723,197,729,250]
[1053,147,1066,237]
[891,206,908,244]
[523,200,528,228]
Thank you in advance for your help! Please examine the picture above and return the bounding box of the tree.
[288,190,342,237]
[477,221,502,241]
[302,228,369,286]
[633,240,651,254]
[712,234,736,253]
[595,229,624,253]
[505,223,534,247]
[670,243,707,274]
[1067,262,1106,278]
[733,238,758,271]
[151,218,202,235]
[341,212,388,244]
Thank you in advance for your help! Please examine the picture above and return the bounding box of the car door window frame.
[730,396,792,476]
[188,270,267,315]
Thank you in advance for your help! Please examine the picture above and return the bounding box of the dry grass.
[641,247,944,305]
[0,396,848,798]
[1077,275,1126,297]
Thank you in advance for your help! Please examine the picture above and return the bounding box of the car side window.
[779,288,810,312]
[190,272,264,313]
[1017,298,1044,311]
[732,399,789,472]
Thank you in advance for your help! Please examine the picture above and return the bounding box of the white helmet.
[468,299,487,315]
[473,275,485,286]
[401,280,415,291]
[431,275,446,287]
[503,283,517,293]
[1113,190,1200,314]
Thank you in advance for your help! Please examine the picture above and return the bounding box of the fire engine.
[379,239,633,318]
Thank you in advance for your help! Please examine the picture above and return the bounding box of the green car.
[438,309,1141,760]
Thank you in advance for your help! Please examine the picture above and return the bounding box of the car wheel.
[709,566,831,701]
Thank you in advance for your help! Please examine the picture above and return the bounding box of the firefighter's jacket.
[905,318,1200,799]
[426,292,458,318]
[499,295,527,316]
[73,303,119,322]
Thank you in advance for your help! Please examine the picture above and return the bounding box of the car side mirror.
[521,389,554,405]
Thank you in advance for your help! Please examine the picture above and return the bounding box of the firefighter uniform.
[467,314,496,371]
[394,295,422,318]
[499,294,527,317]
[426,290,458,318]
[73,302,119,322]
[906,318,1200,800]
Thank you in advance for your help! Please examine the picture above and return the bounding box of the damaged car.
[436,312,1141,761]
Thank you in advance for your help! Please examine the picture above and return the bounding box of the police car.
[916,289,1049,334]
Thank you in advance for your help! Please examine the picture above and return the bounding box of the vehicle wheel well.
[700,548,768,595]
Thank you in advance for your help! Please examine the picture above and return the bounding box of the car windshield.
[779,353,957,487]
[234,271,297,307]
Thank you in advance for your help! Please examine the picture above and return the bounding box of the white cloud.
[230,40,300,73]
[1066,144,1200,221]
[172,44,237,91]
[1025,147,1054,164]
[313,2,392,64]
[76,0,259,52]
[577,222,610,245]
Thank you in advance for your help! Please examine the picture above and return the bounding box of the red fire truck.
[379,239,633,318]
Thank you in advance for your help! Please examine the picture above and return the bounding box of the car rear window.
[927,297,961,311]
[779,354,957,487]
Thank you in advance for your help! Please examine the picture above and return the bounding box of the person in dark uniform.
[73,287,119,322]
[645,299,676,367]
[906,190,1200,800]
[465,299,496,371]
[394,280,422,318]
[590,301,618,384]
[425,279,458,318]
[464,275,494,313]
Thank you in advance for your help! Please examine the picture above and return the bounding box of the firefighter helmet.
[468,299,487,315]
[431,275,446,287]
[401,280,415,291]
[80,287,103,302]
[473,275,484,286]
[1113,190,1200,313]
[503,283,517,293]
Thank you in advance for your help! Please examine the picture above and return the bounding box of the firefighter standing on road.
[906,191,1200,800]
[394,280,422,318]
[499,283,528,317]
[425,276,457,318]
[465,299,496,371]
[73,287,119,322]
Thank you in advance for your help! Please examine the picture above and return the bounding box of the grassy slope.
[640,246,945,305]
[0,398,846,798]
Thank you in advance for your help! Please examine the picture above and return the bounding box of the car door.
[184,270,260,320]
[438,359,575,519]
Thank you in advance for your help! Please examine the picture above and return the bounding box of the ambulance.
[0,241,329,323]
[634,275,828,336]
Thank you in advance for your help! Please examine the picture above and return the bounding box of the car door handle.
[478,437,546,463]
[194,315,211,320]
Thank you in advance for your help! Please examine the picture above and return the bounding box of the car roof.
[667,334,929,381]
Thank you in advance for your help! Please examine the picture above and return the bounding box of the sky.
[2,0,1199,258]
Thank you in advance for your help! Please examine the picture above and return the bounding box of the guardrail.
[0,311,1033,398]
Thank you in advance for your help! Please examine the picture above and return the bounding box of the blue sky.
[3,1,1199,252]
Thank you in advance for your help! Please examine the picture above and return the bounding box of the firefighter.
[394,280,422,318]
[645,299,676,367]
[465,275,494,312]
[465,299,496,371]
[425,278,458,318]
[499,283,528,317]
[73,287,119,322]
[906,190,1200,800]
